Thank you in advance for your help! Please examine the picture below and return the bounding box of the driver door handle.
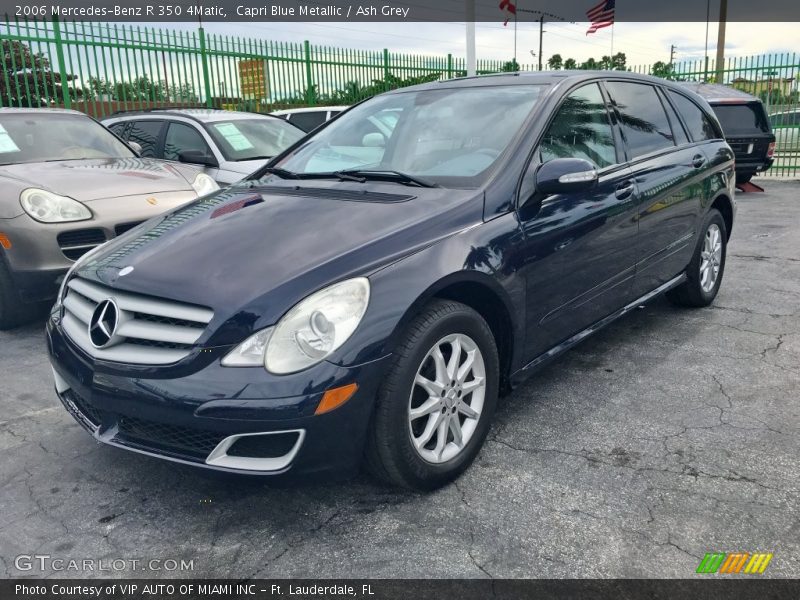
[615,181,635,200]
[692,154,707,169]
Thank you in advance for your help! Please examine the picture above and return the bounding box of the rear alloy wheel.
[667,209,728,308]
[365,300,499,490]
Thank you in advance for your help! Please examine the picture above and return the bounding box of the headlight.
[265,278,370,374]
[220,327,273,367]
[20,189,91,223]
[191,172,219,197]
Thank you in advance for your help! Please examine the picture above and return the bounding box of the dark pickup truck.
[680,83,775,184]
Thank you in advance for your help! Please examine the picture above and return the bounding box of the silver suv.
[103,109,305,185]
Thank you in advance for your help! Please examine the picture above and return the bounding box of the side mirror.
[128,141,142,156]
[362,132,385,148]
[178,149,218,168]
[535,158,599,195]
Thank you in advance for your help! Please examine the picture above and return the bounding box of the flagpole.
[610,23,615,56]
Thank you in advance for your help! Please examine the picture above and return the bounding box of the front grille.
[117,416,224,460]
[57,229,107,261]
[115,221,144,236]
[61,276,213,365]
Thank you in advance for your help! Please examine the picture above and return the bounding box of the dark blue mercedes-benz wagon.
[47,71,735,489]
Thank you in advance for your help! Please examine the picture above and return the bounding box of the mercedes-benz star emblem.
[88,299,119,349]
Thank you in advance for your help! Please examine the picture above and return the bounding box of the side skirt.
[510,273,687,386]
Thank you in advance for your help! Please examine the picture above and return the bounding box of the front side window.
[0,114,135,164]
[606,82,676,159]
[667,91,719,142]
[204,118,304,161]
[540,83,617,169]
[278,85,545,187]
[128,120,163,158]
[164,122,212,161]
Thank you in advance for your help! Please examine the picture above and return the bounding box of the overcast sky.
[195,21,798,69]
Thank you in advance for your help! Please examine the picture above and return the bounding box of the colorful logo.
[697,552,773,574]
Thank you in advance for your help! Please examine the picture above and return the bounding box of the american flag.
[586,0,616,35]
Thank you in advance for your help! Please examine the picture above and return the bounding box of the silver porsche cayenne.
[0,108,218,328]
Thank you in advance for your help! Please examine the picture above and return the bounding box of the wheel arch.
[710,192,734,240]
[389,272,519,394]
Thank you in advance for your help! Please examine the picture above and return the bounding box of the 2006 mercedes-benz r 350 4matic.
[48,72,735,490]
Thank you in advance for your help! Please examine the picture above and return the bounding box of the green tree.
[580,58,599,70]
[501,59,520,72]
[547,54,564,70]
[611,52,627,70]
[564,58,578,70]
[651,61,674,79]
[1,39,77,106]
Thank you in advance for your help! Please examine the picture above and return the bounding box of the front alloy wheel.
[366,300,499,490]
[408,333,486,464]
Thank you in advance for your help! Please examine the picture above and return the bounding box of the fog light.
[315,383,359,415]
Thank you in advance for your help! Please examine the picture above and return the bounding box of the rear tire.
[0,259,24,330]
[365,300,499,490]
[667,209,727,308]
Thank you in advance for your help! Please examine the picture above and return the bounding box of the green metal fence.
[1,16,797,177]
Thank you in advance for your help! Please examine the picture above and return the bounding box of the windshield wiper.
[259,166,300,179]
[236,155,273,162]
[338,169,439,188]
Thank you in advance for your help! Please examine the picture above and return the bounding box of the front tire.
[365,300,499,490]
[667,209,727,308]
[0,259,24,330]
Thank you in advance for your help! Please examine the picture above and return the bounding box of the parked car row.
[43,72,737,490]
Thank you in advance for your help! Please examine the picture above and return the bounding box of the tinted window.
[606,82,675,158]
[107,122,128,137]
[289,111,328,132]
[540,83,617,168]
[660,93,690,145]
[712,103,770,134]
[128,120,163,158]
[667,91,719,142]
[164,122,212,161]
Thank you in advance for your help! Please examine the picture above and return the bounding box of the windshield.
[204,118,305,161]
[276,85,545,187]
[712,103,770,135]
[0,113,135,164]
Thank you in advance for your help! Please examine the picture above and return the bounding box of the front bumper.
[47,317,391,478]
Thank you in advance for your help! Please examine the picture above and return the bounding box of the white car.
[270,106,349,132]
[770,109,800,152]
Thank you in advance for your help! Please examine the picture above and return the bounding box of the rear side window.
[771,111,800,128]
[667,91,720,141]
[540,83,617,168]
[107,122,128,138]
[289,111,328,132]
[660,93,690,145]
[128,120,163,158]
[711,103,770,135]
[606,82,675,159]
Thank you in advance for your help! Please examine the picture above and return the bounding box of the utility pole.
[670,45,677,66]
[466,0,476,77]
[715,0,728,83]
[538,16,544,71]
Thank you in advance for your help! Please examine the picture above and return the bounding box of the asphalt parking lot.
[1,180,798,579]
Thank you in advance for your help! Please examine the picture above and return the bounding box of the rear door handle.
[615,181,635,200]
[692,154,706,168]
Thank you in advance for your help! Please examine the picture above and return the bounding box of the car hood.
[0,158,197,205]
[78,180,481,345]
